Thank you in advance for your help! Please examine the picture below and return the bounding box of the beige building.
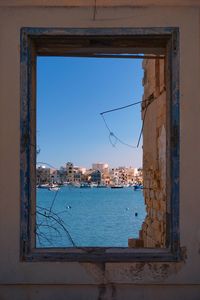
[66,162,74,183]
[74,166,86,183]
[0,1,200,299]
[92,162,109,174]
[109,167,137,185]
[36,166,51,185]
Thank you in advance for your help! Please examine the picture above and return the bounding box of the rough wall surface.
[141,58,167,248]
[0,1,200,299]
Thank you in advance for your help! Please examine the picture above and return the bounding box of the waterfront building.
[36,166,51,185]
[66,162,74,183]
[50,169,60,184]
[92,163,109,175]
[57,166,67,184]
[134,168,143,184]
[90,170,102,184]
[109,168,120,185]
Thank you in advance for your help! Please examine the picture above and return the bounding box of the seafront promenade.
[36,162,143,188]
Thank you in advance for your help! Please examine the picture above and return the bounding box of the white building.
[92,163,109,174]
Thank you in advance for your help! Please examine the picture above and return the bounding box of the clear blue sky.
[36,56,144,169]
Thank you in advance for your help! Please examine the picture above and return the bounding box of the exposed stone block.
[141,58,166,248]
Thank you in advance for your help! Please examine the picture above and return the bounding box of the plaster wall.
[0,2,200,299]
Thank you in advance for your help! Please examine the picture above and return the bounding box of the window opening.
[36,56,147,248]
[20,28,180,262]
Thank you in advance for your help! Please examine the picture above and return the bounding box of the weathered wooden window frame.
[20,27,180,262]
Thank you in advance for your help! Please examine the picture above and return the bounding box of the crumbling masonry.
[129,57,166,248]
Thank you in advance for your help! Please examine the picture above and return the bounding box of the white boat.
[90,183,98,188]
[48,186,60,191]
[80,183,91,188]
[73,182,81,188]
[48,184,60,191]
[97,184,107,188]
[38,184,50,189]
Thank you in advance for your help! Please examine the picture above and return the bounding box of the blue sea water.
[36,187,146,248]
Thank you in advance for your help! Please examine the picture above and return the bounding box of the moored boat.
[133,184,143,191]
[80,183,91,188]
[110,185,123,189]
[48,186,60,191]
[97,184,107,188]
[38,184,50,189]
[48,183,60,191]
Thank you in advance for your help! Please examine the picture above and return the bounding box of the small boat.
[48,186,60,191]
[133,184,143,191]
[48,183,60,191]
[97,184,107,188]
[90,183,98,188]
[80,183,91,188]
[123,184,130,188]
[73,182,81,188]
[110,185,123,189]
[38,184,50,189]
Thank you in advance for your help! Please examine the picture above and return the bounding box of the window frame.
[20,27,180,262]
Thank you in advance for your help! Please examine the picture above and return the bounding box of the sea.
[36,187,146,248]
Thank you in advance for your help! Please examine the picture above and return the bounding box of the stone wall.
[141,58,166,248]
[128,58,166,248]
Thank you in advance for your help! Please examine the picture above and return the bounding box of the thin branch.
[36,227,54,246]
[49,189,59,215]
[36,210,76,247]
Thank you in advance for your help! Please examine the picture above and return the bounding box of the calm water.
[36,187,146,248]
